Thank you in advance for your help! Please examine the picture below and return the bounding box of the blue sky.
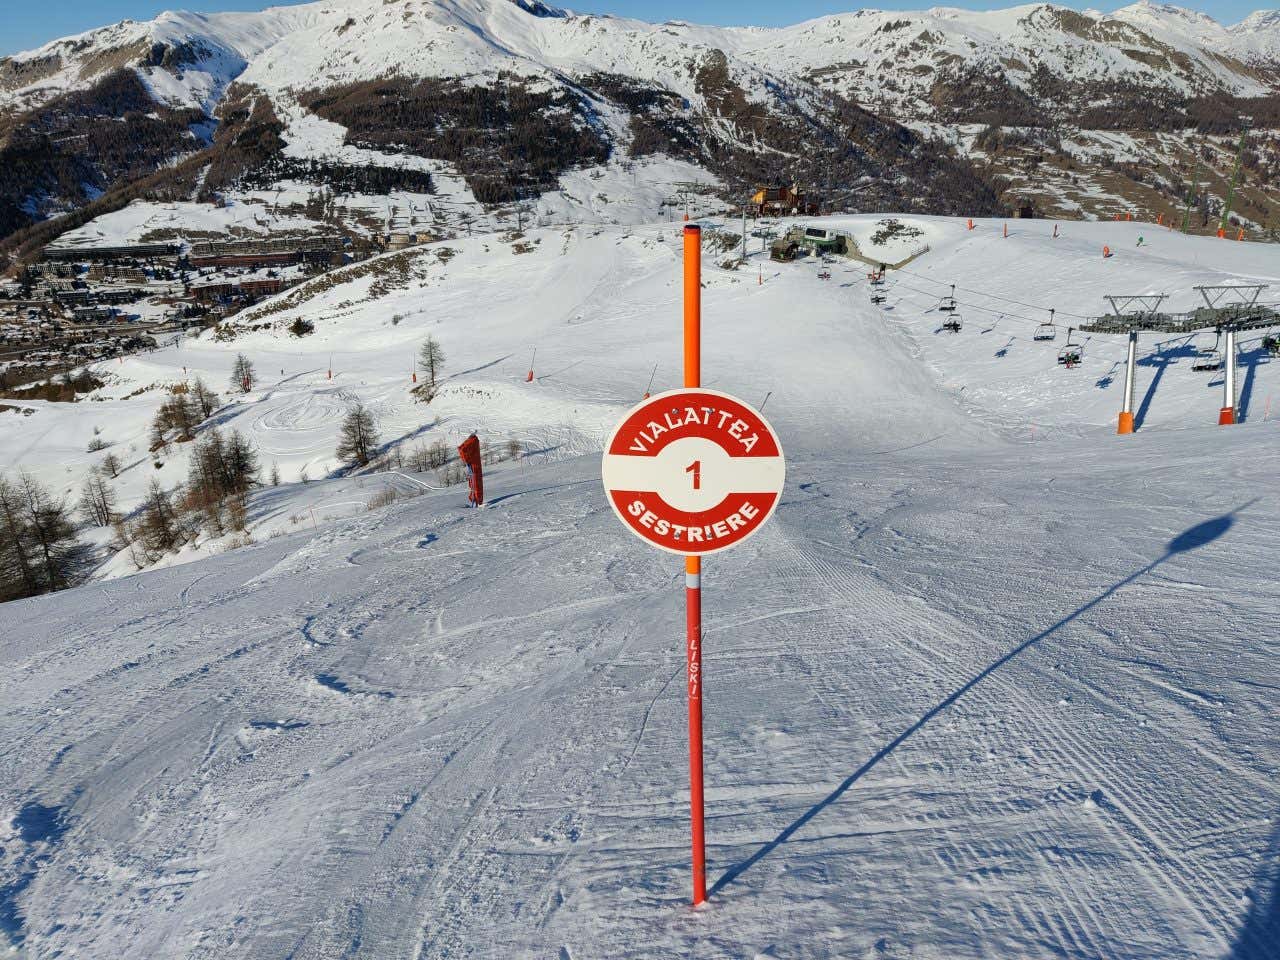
[0,0,1264,57]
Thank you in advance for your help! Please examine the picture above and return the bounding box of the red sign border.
[601,387,785,556]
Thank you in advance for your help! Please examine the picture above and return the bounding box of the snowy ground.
[1,215,1278,957]
[48,198,331,250]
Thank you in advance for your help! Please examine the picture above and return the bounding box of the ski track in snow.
[1,216,1279,958]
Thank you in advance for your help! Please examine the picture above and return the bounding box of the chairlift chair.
[1192,331,1224,372]
[943,313,963,333]
[1056,327,1082,367]
[1191,348,1223,372]
[1033,308,1058,341]
[1262,334,1278,357]
[870,292,887,305]
[938,283,958,313]
[818,269,832,280]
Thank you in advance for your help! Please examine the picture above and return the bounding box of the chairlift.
[939,284,958,314]
[1192,331,1224,372]
[1057,327,1082,367]
[870,292,887,305]
[1191,348,1223,372]
[818,269,831,280]
[942,313,963,333]
[1033,307,1057,341]
[1263,334,1279,357]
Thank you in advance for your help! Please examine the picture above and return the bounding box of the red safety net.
[457,434,484,506]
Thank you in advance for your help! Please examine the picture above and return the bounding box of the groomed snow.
[1,213,1278,957]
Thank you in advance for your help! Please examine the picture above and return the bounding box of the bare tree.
[101,452,122,479]
[79,470,118,528]
[0,475,39,601]
[336,403,380,468]
[186,428,259,515]
[0,472,82,600]
[190,376,219,419]
[136,478,184,558]
[152,395,199,443]
[230,354,256,394]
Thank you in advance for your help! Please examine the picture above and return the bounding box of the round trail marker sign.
[601,388,785,556]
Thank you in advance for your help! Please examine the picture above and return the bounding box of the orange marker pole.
[682,223,706,907]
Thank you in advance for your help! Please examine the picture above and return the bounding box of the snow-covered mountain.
[4,1,1278,115]
[1,0,1278,249]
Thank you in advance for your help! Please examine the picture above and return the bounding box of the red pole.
[683,223,706,906]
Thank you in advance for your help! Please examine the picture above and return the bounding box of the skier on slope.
[1136,236,1145,247]
[457,432,484,507]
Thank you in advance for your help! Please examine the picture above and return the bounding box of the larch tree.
[418,336,446,390]
[79,469,118,528]
[336,403,380,468]
[190,376,219,420]
[0,472,82,600]
[230,354,256,394]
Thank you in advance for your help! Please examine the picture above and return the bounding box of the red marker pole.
[683,223,707,906]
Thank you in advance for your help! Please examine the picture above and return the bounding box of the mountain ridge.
[1,0,1277,258]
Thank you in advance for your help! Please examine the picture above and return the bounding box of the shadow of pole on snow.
[1228,817,1280,959]
[1236,344,1269,423]
[1134,340,1194,431]
[709,506,1249,898]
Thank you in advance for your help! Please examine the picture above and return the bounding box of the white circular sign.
[601,388,786,556]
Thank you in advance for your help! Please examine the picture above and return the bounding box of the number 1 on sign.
[686,460,701,490]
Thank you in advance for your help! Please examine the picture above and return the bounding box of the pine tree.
[336,403,380,468]
[269,463,281,487]
[230,354,256,394]
[101,451,122,478]
[418,336,446,389]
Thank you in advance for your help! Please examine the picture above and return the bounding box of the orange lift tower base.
[1220,327,1237,425]
[1118,331,1138,434]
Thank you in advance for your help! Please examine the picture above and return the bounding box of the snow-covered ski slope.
[1,216,1279,957]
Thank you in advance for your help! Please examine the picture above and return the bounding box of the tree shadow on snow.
[710,505,1251,898]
